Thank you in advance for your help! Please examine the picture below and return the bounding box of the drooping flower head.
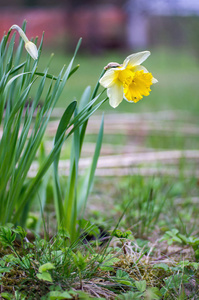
[99,51,157,108]
[10,24,38,60]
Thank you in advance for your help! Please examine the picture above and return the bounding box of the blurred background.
[0,0,199,113]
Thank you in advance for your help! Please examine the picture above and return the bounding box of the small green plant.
[117,284,161,300]
[72,250,88,289]
[0,22,108,235]
[0,291,27,300]
[0,224,114,298]
[112,229,134,254]
[52,84,105,242]
[0,22,82,227]
[115,176,169,237]
[36,262,55,283]
[161,228,199,261]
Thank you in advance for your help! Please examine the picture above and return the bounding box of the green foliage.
[37,271,53,283]
[36,262,55,283]
[113,174,199,239]
[1,224,199,299]
[0,22,108,239]
[160,229,199,261]
[36,47,199,119]
[45,290,73,299]
[98,254,120,271]
[72,251,88,272]
[112,229,133,239]
[0,22,81,227]
[52,82,105,242]
[135,280,146,293]
[0,224,109,298]
[0,225,16,247]
[115,176,169,236]
[160,229,185,245]
[0,291,27,300]
[115,269,134,286]
[117,287,161,300]
[161,273,190,297]
[153,263,170,272]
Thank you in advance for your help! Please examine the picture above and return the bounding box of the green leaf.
[153,263,170,271]
[5,71,32,89]
[116,269,129,279]
[72,251,87,271]
[10,62,26,75]
[177,260,199,270]
[35,64,79,81]
[13,226,27,240]
[144,287,161,300]
[164,274,190,290]
[47,291,73,299]
[0,267,12,273]
[53,101,77,226]
[112,229,132,239]
[135,280,147,292]
[0,33,81,228]
[77,114,104,215]
[37,271,53,282]
[116,279,133,286]
[54,101,77,146]
[0,292,13,300]
[99,254,120,271]
[39,262,55,272]
[68,93,101,128]
[0,226,16,246]
[194,249,199,260]
[78,86,91,113]
[76,290,96,299]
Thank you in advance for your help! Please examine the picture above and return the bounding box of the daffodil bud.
[10,24,38,60]
[25,41,38,60]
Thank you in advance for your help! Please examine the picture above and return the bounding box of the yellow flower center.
[123,70,153,103]
[117,68,133,83]
[113,68,153,103]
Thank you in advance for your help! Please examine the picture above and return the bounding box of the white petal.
[25,41,38,60]
[134,65,158,84]
[152,77,158,83]
[99,69,116,88]
[123,51,151,67]
[134,65,149,73]
[124,96,135,103]
[107,83,123,108]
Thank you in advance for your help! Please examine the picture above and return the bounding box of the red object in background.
[0,8,66,44]
[0,6,126,50]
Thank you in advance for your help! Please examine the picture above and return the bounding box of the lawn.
[36,46,199,114]
[1,31,199,300]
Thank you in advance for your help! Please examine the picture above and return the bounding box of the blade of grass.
[53,101,77,225]
[77,114,104,215]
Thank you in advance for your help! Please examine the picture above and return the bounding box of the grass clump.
[1,221,199,299]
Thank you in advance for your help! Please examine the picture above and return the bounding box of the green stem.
[10,25,29,43]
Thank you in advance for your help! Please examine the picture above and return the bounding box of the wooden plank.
[28,150,199,177]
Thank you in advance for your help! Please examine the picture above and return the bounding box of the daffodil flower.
[10,25,38,60]
[99,51,157,108]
